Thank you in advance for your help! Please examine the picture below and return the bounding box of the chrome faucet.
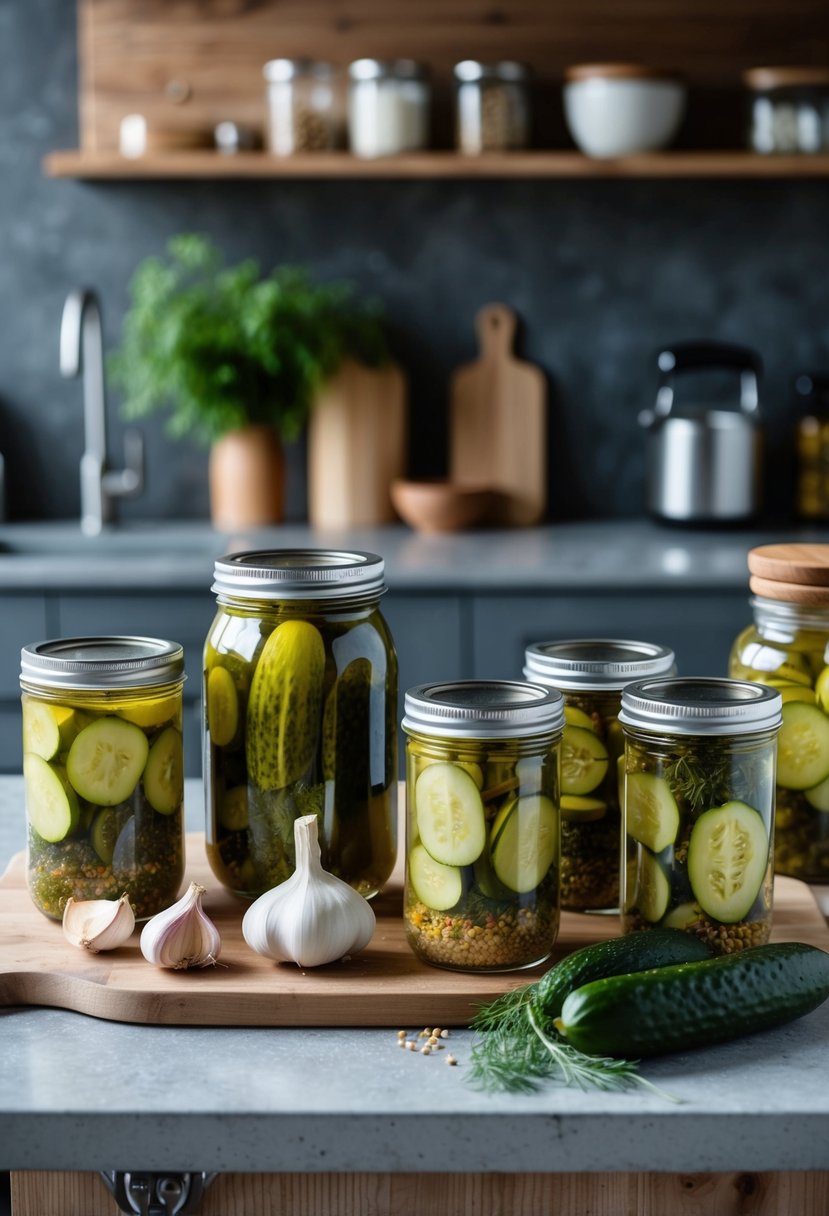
[60,289,144,536]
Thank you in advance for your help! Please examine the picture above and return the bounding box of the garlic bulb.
[140,882,221,970]
[243,814,376,967]
[62,894,135,953]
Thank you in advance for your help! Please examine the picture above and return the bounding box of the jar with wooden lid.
[204,549,397,901]
[743,67,829,154]
[620,677,781,953]
[523,639,676,913]
[20,636,186,921]
[729,543,829,882]
[402,680,564,972]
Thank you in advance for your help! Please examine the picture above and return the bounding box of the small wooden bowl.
[390,479,494,534]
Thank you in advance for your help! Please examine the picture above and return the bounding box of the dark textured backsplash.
[1,1,828,526]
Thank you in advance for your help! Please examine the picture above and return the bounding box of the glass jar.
[402,679,564,972]
[348,59,430,158]
[744,67,829,154]
[729,544,829,882]
[20,636,186,921]
[264,58,338,155]
[523,639,676,913]
[619,677,781,954]
[454,61,531,154]
[204,549,397,901]
[794,373,829,520]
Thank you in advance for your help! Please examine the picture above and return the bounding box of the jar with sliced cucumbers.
[523,639,675,912]
[619,676,781,954]
[729,543,829,882]
[204,550,397,901]
[402,680,564,972]
[20,637,186,921]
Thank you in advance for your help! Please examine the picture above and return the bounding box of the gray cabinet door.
[472,593,749,681]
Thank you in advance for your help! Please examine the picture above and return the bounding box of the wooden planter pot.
[208,425,285,531]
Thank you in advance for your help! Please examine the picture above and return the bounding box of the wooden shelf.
[44,150,829,180]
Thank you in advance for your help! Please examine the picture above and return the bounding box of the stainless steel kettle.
[639,342,763,523]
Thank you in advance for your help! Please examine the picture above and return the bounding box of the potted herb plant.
[109,234,390,530]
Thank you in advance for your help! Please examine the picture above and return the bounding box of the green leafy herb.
[108,233,390,444]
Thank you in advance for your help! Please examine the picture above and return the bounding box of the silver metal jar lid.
[619,676,782,736]
[212,549,386,603]
[263,59,334,82]
[348,58,429,82]
[523,639,676,691]
[453,60,530,83]
[20,637,185,691]
[402,680,564,740]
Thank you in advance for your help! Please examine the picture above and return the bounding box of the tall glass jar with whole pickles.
[20,637,186,921]
[619,677,781,954]
[402,680,564,972]
[523,639,676,912]
[204,550,397,900]
[729,543,829,882]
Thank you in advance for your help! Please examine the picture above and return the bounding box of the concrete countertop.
[1,777,829,1176]
[1,518,828,592]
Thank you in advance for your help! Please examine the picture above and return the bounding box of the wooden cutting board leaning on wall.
[449,304,547,526]
[308,358,407,529]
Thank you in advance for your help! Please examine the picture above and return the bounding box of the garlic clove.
[139,881,222,970]
[62,893,136,953]
[242,814,376,968]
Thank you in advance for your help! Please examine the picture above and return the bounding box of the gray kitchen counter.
[1,777,829,1177]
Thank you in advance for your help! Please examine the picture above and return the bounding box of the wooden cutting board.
[1,837,827,1028]
[449,303,547,526]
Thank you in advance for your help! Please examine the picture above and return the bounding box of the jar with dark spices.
[204,550,397,901]
[453,61,531,153]
[20,636,186,921]
[402,679,563,972]
[793,374,829,520]
[729,543,829,882]
[264,58,339,155]
[620,677,781,954]
[523,639,675,913]
[744,67,829,154]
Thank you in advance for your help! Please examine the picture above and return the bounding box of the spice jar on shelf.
[744,67,829,154]
[793,373,829,520]
[729,543,829,882]
[523,639,676,914]
[348,59,430,158]
[264,58,339,155]
[402,679,564,973]
[453,60,532,153]
[619,676,781,953]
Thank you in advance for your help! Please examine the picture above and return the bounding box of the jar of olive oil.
[523,639,676,913]
[729,543,829,882]
[402,680,564,972]
[204,550,397,900]
[619,676,781,954]
[20,636,186,921]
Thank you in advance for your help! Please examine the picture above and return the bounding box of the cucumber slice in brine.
[564,705,594,730]
[144,727,183,815]
[408,842,462,911]
[561,794,606,822]
[776,701,829,790]
[634,847,671,923]
[625,772,680,853]
[490,794,557,894]
[687,801,768,923]
[67,717,149,806]
[805,772,829,812]
[561,726,608,795]
[22,701,76,761]
[24,753,80,843]
[414,762,486,866]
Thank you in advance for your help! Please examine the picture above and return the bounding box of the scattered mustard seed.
[446,1054,458,1066]
[421,1045,431,1055]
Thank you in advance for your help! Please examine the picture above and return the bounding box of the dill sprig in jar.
[402,679,564,973]
[523,639,675,913]
[20,636,186,921]
[204,549,398,901]
[619,676,781,954]
[729,542,829,881]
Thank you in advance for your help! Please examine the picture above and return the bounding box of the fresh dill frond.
[469,983,535,1035]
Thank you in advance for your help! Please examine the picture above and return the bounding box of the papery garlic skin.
[243,814,376,967]
[62,894,135,953]
[140,881,221,970]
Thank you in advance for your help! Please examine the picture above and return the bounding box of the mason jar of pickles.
[402,680,564,972]
[619,676,781,954]
[729,543,829,882]
[204,550,397,900]
[20,636,186,921]
[523,639,676,913]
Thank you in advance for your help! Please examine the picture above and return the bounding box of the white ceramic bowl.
[563,73,687,158]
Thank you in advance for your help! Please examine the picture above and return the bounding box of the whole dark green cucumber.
[556,942,829,1057]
